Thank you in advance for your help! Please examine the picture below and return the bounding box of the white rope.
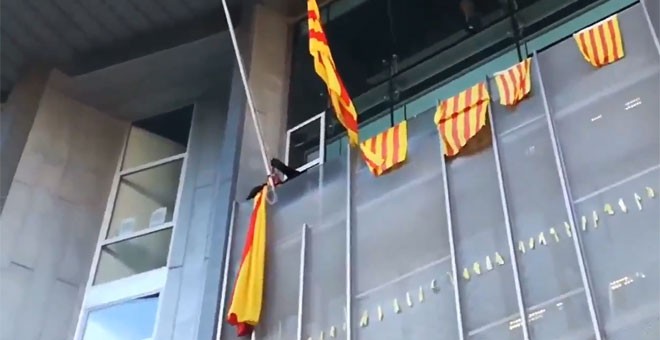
[220,0,277,202]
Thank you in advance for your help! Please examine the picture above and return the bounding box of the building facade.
[0,0,658,340]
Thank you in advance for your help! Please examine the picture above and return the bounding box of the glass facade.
[77,106,193,340]
[286,0,642,165]
[221,3,659,340]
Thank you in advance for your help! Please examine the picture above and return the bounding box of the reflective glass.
[94,228,172,285]
[543,6,660,338]
[81,294,158,340]
[107,160,183,238]
[353,114,458,339]
[121,106,192,169]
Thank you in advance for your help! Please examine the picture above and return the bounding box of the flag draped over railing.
[307,0,359,146]
[494,58,532,107]
[434,82,490,157]
[227,186,268,337]
[574,15,625,68]
[360,121,409,176]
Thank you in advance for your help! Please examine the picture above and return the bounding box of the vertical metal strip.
[345,146,354,340]
[485,80,530,340]
[640,0,660,54]
[215,200,238,340]
[439,141,465,340]
[296,224,308,340]
[535,52,604,340]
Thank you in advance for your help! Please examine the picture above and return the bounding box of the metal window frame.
[285,111,326,172]
[73,116,193,340]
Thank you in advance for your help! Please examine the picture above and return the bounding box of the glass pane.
[493,105,595,339]
[122,106,192,169]
[220,156,348,340]
[353,115,458,339]
[107,160,183,238]
[446,145,522,337]
[301,156,348,340]
[94,228,172,285]
[82,294,159,340]
[288,116,322,169]
[546,6,660,337]
[256,235,301,340]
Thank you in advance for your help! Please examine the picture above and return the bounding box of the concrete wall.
[235,4,291,199]
[0,69,49,212]
[0,79,128,340]
[153,66,243,339]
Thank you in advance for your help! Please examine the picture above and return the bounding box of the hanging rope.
[220,0,277,203]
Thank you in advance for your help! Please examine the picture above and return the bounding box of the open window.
[285,110,326,172]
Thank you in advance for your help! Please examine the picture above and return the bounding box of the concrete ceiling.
[0,0,242,100]
[50,32,233,121]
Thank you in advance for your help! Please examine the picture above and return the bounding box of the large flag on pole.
[360,121,408,176]
[493,58,532,107]
[574,15,625,68]
[307,0,359,146]
[227,186,268,337]
[434,83,490,157]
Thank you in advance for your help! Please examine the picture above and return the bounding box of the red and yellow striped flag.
[360,121,408,176]
[574,15,624,68]
[494,58,531,107]
[307,0,359,145]
[227,186,268,337]
[434,83,490,157]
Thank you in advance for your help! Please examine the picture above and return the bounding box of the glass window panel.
[493,107,595,339]
[523,290,596,339]
[94,228,172,285]
[355,261,458,340]
[353,117,458,339]
[107,160,183,238]
[548,8,660,336]
[301,155,348,340]
[256,235,302,339]
[82,294,159,340]
[446,146,521,336]
[538,4,659,118]
[552,71,660,201]
[302,220,347,340]
[288,116,322,169]
[122,106,192,169]
[221,156,348,340]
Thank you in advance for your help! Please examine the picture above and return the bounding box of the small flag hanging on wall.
[574,15,625,68]
[493,58,532,107]
[227,186,268,336]
[360,121,408,176]
[434,82,490,156]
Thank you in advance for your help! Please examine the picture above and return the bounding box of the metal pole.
[485,80,530,340]
[345,146,354,340]
[220,0,275,188]
[296,224,308,340]
[439,141,466,340]
[215,200,238,340]
[535,52,604,339]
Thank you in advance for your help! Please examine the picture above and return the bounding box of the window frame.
[73,109,193,340]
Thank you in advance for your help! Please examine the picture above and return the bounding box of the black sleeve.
[246,183,266,200]
[271,158,302,179]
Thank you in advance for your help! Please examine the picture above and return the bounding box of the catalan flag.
[227,186,268,337]
[307,0,359,145]
[574,15,624,68]
[434,83,490,157]
[360,121,408,176]
[494,58,532,107]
